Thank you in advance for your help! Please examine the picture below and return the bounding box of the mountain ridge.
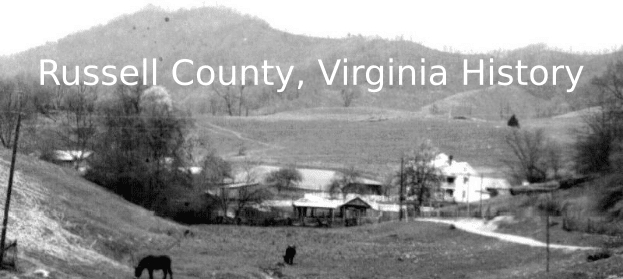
[0,5,620,116]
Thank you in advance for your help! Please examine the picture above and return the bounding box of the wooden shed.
[292,196,373,226]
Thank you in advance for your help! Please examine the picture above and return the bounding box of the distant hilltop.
[1,5,621,116]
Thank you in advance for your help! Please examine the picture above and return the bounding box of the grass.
[494,216,623,248]
[0,107,610,278]
[454,182,623,249]
[195,111,516,178]
[0,149,184,278]
[0,146,621,278]
[165,221,586,279]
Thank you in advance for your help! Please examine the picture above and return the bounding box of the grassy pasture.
[195,113,515,178]
[167,221,583,279]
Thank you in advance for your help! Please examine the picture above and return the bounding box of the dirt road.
[417,217,598,251]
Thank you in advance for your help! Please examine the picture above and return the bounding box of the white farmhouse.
[433,153,510,203]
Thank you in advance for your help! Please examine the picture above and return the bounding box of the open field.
[193,106,588,181]
[420,85,549,120]
[143,221,601,279]
[195,109,518,179]
[523,114,587,145]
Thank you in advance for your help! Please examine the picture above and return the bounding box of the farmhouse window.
[447,176,456,184]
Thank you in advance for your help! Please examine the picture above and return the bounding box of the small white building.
[46,150,93,172]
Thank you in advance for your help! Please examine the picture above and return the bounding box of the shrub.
[536,195,562,216]
[238,146,247,156]
[587,249,611,262]
[593,174,623,219]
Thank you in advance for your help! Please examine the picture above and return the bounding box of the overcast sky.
[1,0,621,56]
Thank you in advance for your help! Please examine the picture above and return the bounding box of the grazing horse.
[134,255,173,279]
[283,245,296,265]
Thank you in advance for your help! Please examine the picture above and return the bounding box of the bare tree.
[574,60,623,174]
[86,83,192,209]
[233,185,272,219]
[232,161,257,213]
[0,76,41,149]
[51,83,69,111]
[330,165,363,198]
[59,84,98,169]
[505,129,562,184]
[209,55,256,116]
[232,161,272,219]
[591,60,623,103]
[212,84,237,116]
[402,141,442,209]
[574,109,623,174]
[198,152,233,216]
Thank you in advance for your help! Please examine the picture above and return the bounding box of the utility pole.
[399,157,404,221]
[545,192,553,273]
[479,173,484,219]
[0,94,22,266]
[546,209,550,272]
[466,177,470,218]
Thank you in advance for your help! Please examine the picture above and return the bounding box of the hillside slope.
[421,85,552,120]
[0,149,184,278]
[0,5,618,115]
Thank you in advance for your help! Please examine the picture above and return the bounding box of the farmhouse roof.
[342,197,373,209]
[292,195,343,209]
[234,165,382,192]
[292,196,374,210]
[222,182,260,189]
[433,153,477,177]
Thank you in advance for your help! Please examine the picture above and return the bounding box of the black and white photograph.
[0,0,622,278]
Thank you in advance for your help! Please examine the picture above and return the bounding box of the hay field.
[195,110,515,178]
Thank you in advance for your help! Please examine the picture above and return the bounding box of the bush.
[238,146,247,156]
[574,130,615,174]
[504,129,562,184]
[536,195,562,216]
[594,174,623,219]
[587,249,611,262]
[574,60,623,175]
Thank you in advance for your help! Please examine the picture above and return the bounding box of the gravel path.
[417,217,598,251]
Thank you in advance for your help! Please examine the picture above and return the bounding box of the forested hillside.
[0,5,620,116]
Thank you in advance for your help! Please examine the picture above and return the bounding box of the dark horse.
[134,255,173,279]
[283,245,296,265]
